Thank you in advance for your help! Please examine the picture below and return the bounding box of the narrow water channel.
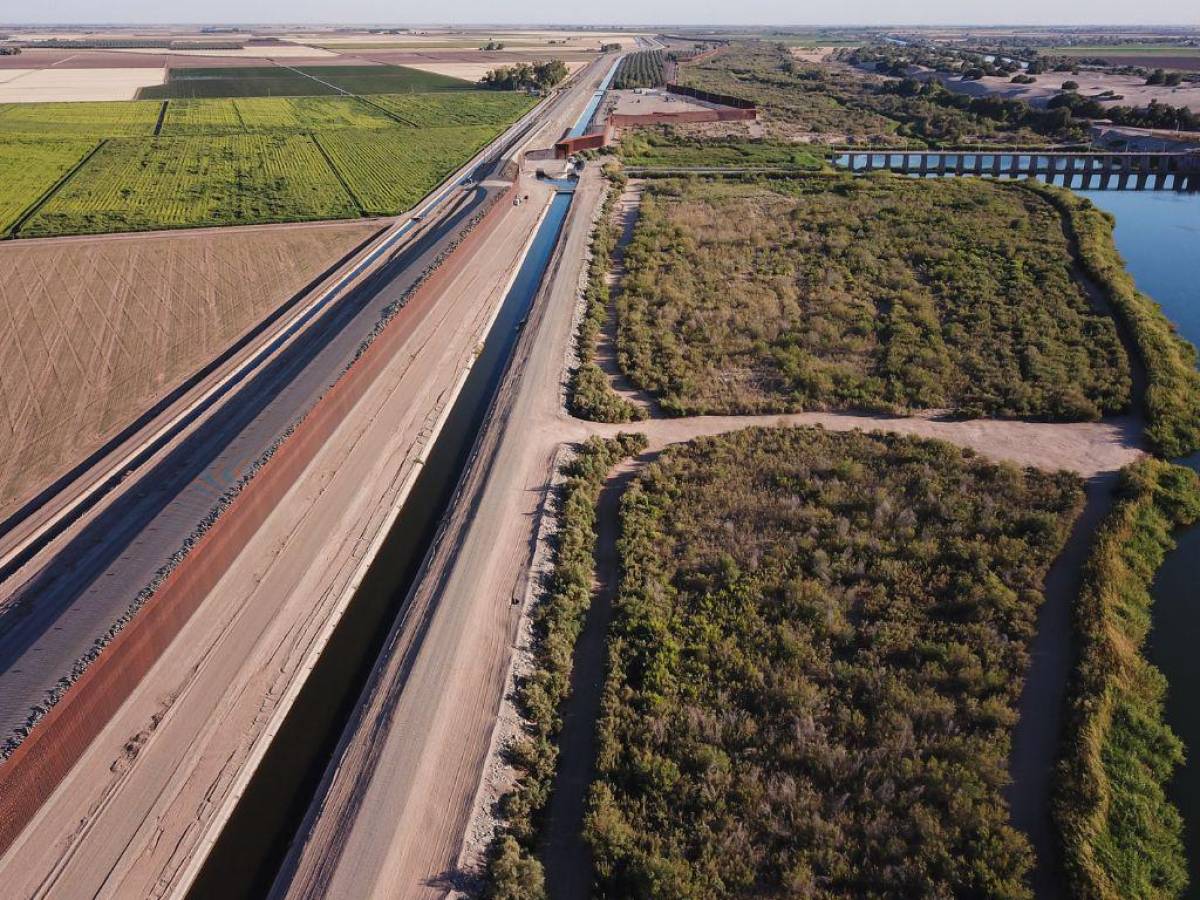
[186,189,575,900]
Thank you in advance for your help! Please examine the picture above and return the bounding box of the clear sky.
[6,0,1198,26]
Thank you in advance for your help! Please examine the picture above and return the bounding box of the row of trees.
[613,50,665,90]
[479,59,568,91]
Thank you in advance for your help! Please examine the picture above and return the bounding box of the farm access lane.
[0,55,618,751]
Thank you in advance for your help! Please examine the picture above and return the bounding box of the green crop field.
[365,91,534,127]
[0,100,162,137]
[138,64,473,99]
[22,134,357,236]
[0,86,533,237]
[315,125,496,214]
[234,96,397,130]
[0,136,96,234]
[159,98,245,134]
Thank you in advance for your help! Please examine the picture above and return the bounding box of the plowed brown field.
[0,220,380,518]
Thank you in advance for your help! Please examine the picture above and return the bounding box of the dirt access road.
[272,159,1145,899]
[0,57,616,899]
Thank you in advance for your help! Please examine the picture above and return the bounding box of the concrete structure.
[842,149,1200,191]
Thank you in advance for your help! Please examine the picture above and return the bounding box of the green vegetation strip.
[0,136,98,236]
[1027,182,1200,458]
[619,132,824,169]
[617,174,1131,420]
[585,426,1083,896]
[487,433,648,897]
[568,168,646,424]
[1056,459,1200,899]
[22,135,358,236]
[0,91,533,236]
[613,50,665,89]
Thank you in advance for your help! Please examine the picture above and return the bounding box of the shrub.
[485,433,648,895]
[1023,181,1200,457]
[1055,459,1200,898]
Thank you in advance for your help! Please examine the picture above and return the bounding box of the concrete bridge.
[841,150,1200,191]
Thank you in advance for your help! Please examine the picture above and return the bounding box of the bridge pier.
[919,155,929,176]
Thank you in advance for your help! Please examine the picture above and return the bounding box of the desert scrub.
[619,130,825,169]
[585,426,1084,897]
[567,169,646,423]
[1056,459,1200,899]
[1025,181,1200,458]
[616,174,1131,420]
[485,433,647,899]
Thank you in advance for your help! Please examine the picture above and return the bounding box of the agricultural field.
[0,89,532,236]
[586,426,1083,896]
[0,219,382,517]
[612,49,665,89]
[0,99,162,136]
[0,136,95,234]
[616,175,1131,419]
[137,63,473,99]
[314,125,497,214]
[22,134,358,235]
[365,91,534,127]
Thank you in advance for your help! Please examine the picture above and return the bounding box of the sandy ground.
[935,69,1200,113]
[0,65,164,100]
[402,59,588,82]
[0,220,380,522]
[609,87,716,115]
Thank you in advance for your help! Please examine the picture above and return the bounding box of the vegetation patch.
[585,426,1083,896]
[0,91,533,235]
[23,134,357,235]
[487,433,648,898]
[568,169,647,424]
[365,91,534,127]
[613,50,666,89]
[0,135,95,235]
[678,44,1087,144]
[137,64,471,99]
[314,125,498,215]
[620,131,825,168]
[0,99,161,137]
[616,174,1130,419]
[1056,459,1200,899]
[1025,182,1200,458]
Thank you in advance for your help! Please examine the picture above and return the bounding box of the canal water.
[186,189,576,899]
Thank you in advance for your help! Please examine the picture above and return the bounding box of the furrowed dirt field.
[0,219,381,518]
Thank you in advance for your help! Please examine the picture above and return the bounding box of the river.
[1081,188,1200,897]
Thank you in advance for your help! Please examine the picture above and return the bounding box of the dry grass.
[0,220,380,517]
